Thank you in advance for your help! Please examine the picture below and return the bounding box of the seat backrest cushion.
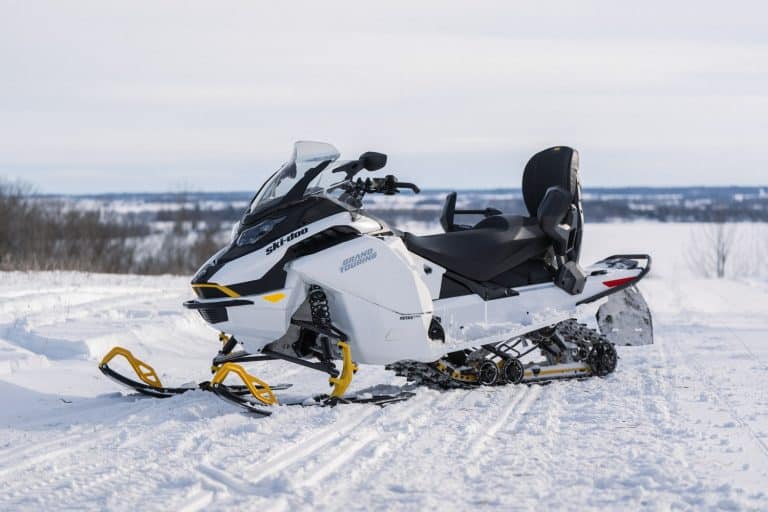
[440,192,457,232]
[537,186,572,255]
[522,146,578,217]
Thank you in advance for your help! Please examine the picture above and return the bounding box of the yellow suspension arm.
[210,363,278,406]
[329,341,358,398]
[99,346,163,388]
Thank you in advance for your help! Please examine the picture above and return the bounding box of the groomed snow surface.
[1,223,767,511]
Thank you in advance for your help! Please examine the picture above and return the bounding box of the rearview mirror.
[360,151,387,171]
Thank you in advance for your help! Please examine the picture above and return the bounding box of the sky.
[2,1,768,194]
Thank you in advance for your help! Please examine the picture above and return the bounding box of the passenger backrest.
[522,147,583,261]
[440,192,457,232]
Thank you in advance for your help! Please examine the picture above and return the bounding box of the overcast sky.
[2,1,767,194]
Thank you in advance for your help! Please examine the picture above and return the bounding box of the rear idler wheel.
[502,358,525,384]
[477,360,500,386]
[588,343,618,376]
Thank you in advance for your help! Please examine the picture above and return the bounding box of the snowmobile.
[99,141,653,415]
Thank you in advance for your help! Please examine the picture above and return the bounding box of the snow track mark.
[468,384,540,457]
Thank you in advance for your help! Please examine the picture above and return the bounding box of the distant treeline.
[58,186,768,223]
[367,199,768,227]
[2,181,767,275]
[0,181,224,274]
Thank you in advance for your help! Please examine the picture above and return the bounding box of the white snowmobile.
[100,141,653,415]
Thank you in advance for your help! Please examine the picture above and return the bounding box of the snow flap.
[596,285,654,346]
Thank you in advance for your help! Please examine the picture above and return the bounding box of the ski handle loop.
[99,346,163,389]
[210,363,278,406]
[329,341,358,398]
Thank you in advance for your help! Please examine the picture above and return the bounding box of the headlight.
[236,216,286,247]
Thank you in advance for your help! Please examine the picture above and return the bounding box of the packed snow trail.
[1,271,767,511]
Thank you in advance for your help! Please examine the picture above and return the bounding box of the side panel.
[323,291,436,364]
[406,252,446,299]
[290,235,437,364]
[290,235,433,315]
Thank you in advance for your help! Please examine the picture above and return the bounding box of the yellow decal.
[262,292,286,303]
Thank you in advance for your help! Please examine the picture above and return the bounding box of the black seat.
[404,215,549,282]
[404,146,583,284]
[522,146,583,262]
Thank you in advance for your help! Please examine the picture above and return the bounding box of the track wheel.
[588,343,618,376]
[502,358,525,384]
[477,360,500,386]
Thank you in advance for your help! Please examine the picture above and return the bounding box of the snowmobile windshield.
[248,141,365,213]
[300,160,359,202]
[249,141,342,213]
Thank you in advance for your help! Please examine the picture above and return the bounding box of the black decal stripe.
[223,226,361,296]
[183,299,253,309]
[192,197,347,284]
[194,287,231,299]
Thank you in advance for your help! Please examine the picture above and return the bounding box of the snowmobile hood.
[192,141,392,286]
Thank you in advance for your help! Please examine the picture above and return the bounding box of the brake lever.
[365,176,420,195]
[396,182,420,194]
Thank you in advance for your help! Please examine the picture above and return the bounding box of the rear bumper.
[577,254,652,305]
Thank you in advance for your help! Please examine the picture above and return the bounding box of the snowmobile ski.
[99,346,292,399]
[100,346,412,415]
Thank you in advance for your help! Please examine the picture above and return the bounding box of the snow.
[1,224,768,510]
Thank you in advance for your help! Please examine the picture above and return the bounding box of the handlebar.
[365,175,420,195]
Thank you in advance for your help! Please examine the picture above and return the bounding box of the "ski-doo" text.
[265,227,309,255]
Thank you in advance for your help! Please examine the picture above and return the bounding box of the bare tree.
[686,214,738,278]
[136,187,231,274]
[0,178,145,273]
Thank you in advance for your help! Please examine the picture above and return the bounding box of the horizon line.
[33,184,768,198]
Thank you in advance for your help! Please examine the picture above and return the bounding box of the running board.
[522,362,591,382]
